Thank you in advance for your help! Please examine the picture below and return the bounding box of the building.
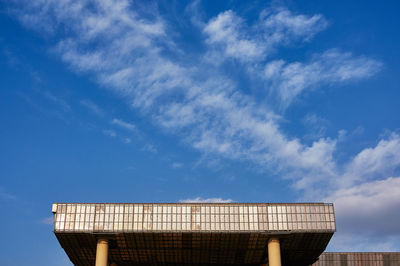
[51,203,399,266]
[313,252,400,266]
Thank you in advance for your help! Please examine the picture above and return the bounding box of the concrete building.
[51,203,399,266]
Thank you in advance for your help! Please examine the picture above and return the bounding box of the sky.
[0,0,399,265]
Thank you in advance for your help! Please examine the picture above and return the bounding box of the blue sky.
[1,0,400,264]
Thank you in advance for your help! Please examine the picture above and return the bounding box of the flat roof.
[53,203,335,265]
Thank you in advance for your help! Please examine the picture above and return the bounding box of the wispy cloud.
[17,90,71,122]
[103,129,132,144]
[259,7,328,44]
[0,187,16,201]
[203,7,328,62]
[204,10,263,62]
[122,137,132,144]
[39,216,53,225]
[179,197,233,203]
[12,1,384,193]
[301,113,329,140]
[41,90,71,112]
[80,99,105,116]
[184,0,205,28]
[103,129,117,137]
[171,162,183,169]
[341,133,400,187]
[263,49,382,107]
[12,0,385,190]
[111,118,137,132]
[142,144,157,153]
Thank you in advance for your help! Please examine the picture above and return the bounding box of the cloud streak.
[111,118,137,132]
[179,197,233,203]
[0,187,16,201]
[80,99,105,116]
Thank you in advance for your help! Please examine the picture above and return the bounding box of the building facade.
[52,203,335,265]
[51,203,400,266]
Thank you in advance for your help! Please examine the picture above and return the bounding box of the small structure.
[52,203,335,265]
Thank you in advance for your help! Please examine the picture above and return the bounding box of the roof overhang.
[52,203,335,265]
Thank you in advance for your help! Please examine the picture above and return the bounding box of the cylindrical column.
[268,238,281,266]
[95,238,109,266]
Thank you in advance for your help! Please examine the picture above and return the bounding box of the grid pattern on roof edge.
[53,203,335,233]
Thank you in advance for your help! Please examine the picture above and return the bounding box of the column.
[268,238,281,266]
[95,238,109,266]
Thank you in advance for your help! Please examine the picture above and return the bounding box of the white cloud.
[203,7,328,62]
[342,133,400,186]
[204,10,263,61]
[179,197,233,203]
[111,118,136,132]
[325,176,400,251]
[263,50,382,107]
[316,135,400,250]
[302,133,400,198]
[260,8,328,44]
[328,177,400,237]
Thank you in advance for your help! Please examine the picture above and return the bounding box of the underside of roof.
[56,231,333,265]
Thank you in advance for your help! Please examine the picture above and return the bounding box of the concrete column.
[268,238,281,266]
[95,238,109,266]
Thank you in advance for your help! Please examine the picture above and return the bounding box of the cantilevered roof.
[52,203,335,266]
